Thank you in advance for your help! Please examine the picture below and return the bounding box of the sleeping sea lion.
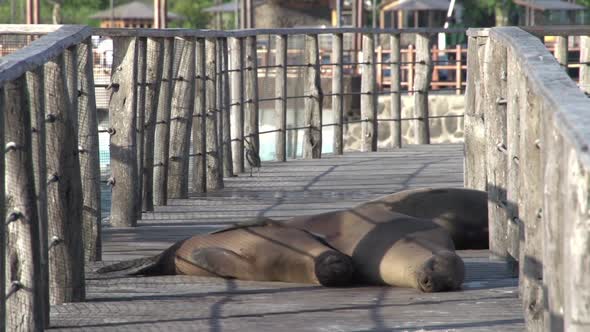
[373,188,489,249]
[286,201,465,292]
[97,218,354,287]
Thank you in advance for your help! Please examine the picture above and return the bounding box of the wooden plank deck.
[50,144,524,331]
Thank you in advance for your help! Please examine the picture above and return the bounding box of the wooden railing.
[1,23,589,331]
[464,26,590,332]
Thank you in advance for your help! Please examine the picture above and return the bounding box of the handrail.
[0,25,92,86]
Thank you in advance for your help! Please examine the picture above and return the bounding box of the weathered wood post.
[221,37,234,176]
[215,39,224,178]
[3,76,44,331]
[554,36,568,69]
[0,88,4,332]
[455,45,463,95]
[580,35,590,94]
[361,33,377,152]
[26,67,49,326]
[483,38,510,261]
[303,34,322,159]
[542,100,565,331]
[275,34,288,161]
[136,37,147,215]
[413,33,431,144]
[229,37,245,173]
[45,54,85,303]
[563,147,590,331]
[332,33,344,155]
[244,36,260,167]
[142,38,164,211]
[518,66,544,332]
[64,46,78,127]
[77,38,102,262]
[464,30,488,191]
[206,38,223,190]
[153,37,175,206]
[109,37,139,226]
[167,37,196,198]
[505,51,522,276]
[192,38,207,193]
[390,33,402,148]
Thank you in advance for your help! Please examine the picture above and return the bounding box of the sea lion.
[286,202,465,292]
[373,188,489,249]
[97,218,354,287]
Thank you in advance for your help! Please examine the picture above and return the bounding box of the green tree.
[461,0,519,27]
[169,0,213,29]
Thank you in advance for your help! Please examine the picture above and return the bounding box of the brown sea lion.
[286,202,465,292]
[373,188,489,249]
[97,219,354,287]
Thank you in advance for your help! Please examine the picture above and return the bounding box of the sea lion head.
[313,250,355,287]
[415,250,465,292]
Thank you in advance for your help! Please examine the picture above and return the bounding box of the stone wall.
[343,94,465,151]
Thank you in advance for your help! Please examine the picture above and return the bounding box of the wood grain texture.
[390,33,402,149]
[142,38,164,211]
[77,38,102,262]
[243,36,260,165]
[206,38,223,191]
[167,38,196,199]
[45,55,85,304]
[361,33,377,152]
[331,33,344,155]
[153,38,175,206]
[192,38,207,193]
[302,34,322,159]
[580,35,590,94]
[229,37,245,174]
[0,88,4,332]
[135,37,147,215]
[3,75,44,331]
[109,37,139,227]
[221,38,233,176]
[413,33,431,145]
[275,35,288,162]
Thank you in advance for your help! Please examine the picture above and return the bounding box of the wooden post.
[407,45,414,93]
[332,33,344,155]
[206,38,223,190]
[45,54,85,303]
[554,36,568,69]
[109,37,139,227]
[275,34,288,161]
[142,38,164,211]
[542,103,565,331]
[563,148,590,331]
[26,67,49,326]
[215,39,224,179]
[580,35,590,94]
[136,37,147,215]
[77,38,102,262]
[0,87,4,332]
[506,51,522,276]
[303,34,322,159]
[518,68,544,332]
[390,33,402,148]
[153,38,175,205]
[456,45,462,95]
[221,38,233,176]
[167,38,196,198]
[244,36,260,166]
[483,38,510,261]
[361,33,377,152]
[3,76,44,331]
[413,33,431,144]
[64,46,78,128]
[229,37,245,173]
[464,34,488,191]
[192,38,207,193]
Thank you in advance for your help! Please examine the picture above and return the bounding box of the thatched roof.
[513,0,586,11]
[91,1,181,20]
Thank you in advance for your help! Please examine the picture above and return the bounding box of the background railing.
[464,26,590,332]
[0,23,589,331]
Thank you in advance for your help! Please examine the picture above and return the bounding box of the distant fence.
[464,26,590,332]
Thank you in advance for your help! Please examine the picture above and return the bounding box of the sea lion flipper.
[191,247,254,278]
[209,217,280,234]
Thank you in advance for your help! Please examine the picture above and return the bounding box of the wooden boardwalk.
[50,144,524,331]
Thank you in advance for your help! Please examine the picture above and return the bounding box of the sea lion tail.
[96,254,163,275]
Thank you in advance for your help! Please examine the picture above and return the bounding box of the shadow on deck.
[50,144,524,331]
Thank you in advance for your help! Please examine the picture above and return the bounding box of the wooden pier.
[50,144,524,331]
